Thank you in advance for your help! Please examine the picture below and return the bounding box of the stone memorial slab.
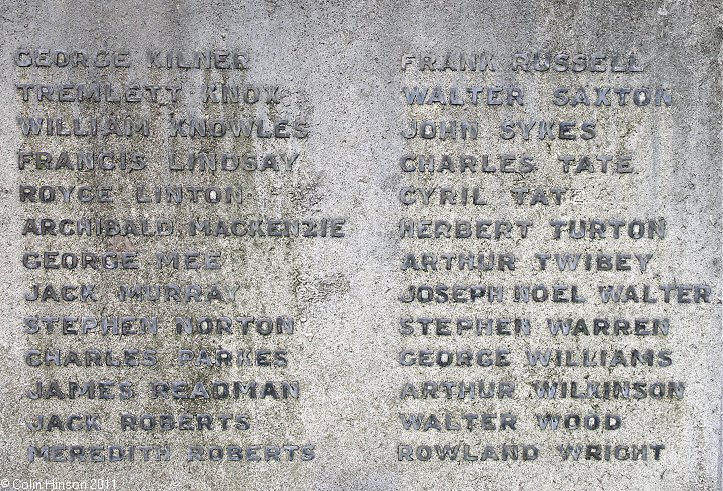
[0,1,720,489]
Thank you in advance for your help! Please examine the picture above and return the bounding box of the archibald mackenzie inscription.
[0,1,720,490]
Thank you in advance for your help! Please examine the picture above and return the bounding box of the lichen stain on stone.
[294,272,351,305]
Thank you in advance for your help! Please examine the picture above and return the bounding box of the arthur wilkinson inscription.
[4,16,721,491]
[16,48,339,465]
[394,51,710,465]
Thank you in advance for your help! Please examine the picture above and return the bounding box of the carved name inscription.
[15,47,331,465]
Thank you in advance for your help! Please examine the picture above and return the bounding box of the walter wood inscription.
[0,1,720,490]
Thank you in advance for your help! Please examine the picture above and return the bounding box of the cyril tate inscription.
[0,2,720,490]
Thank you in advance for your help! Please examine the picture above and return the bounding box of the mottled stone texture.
[0,1,720,490]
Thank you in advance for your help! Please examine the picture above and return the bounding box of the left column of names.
[14,47,339,472]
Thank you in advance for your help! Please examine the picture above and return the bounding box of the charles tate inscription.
[0,1,720,490]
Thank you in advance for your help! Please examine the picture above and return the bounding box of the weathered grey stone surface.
[0,1,721,490]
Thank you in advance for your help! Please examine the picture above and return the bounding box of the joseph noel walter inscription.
[0,2,721,490]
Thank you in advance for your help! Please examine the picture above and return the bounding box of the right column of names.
[392,50,710,467]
